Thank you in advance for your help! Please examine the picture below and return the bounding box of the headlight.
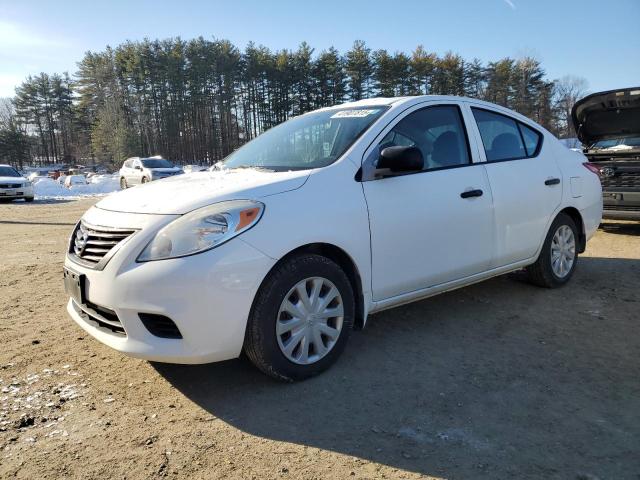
[137,200,264,261]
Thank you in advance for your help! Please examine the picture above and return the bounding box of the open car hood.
[572,87,640,145]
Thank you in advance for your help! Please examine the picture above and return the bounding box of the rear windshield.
[142,159,174,168]
[0,166,21,177]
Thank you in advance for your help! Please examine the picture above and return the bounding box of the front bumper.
[602,190,640,221]
[0,185,33,199]
[64,206,276,364]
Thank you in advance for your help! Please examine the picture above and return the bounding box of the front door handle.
[460,189,483,199]
[545,178,561,186]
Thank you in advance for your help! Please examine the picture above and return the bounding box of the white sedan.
[0,164,34,202]
[63,96,602,381]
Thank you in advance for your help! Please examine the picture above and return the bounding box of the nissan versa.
[64,96,602,381]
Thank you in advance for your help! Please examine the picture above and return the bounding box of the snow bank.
[33,175,120,200]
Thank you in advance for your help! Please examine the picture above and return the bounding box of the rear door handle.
[545,178,561,186]
[460,189,483,199]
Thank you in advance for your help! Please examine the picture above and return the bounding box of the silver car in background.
[119,156,182,189]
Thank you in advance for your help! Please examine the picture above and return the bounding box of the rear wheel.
[120,177,128,189]
[244,254,354,381]
[526,212,578,288]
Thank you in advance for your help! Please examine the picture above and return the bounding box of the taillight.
[583,162,601,177]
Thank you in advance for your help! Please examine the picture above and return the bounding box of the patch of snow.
[34,174,120,200]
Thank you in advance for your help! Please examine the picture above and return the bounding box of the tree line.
[0,38,588,169]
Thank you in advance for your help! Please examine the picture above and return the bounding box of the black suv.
[572,87,640,220]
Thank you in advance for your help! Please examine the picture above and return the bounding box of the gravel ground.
[0,198,639,480]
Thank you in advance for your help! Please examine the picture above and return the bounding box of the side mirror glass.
[376,146,424,174]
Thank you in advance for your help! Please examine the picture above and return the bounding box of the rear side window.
[472,108,542,161]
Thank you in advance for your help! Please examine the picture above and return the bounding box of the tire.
[24,196,34,202]
[141,177,149,184]
[120,177,128,189]
[244,253,355,382]
[526,212,579,288]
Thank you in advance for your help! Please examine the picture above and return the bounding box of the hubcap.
[550,225,576,278]
[276,277,344,365]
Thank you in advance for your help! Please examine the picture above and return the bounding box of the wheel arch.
[558,206,586,253]
[265,243,366,330]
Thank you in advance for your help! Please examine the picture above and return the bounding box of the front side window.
[376,105,470,171]
[0,166,21,177]
[223,107,387,172]
[472,108,542,161]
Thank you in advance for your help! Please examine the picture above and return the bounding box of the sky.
[1,0,638,98]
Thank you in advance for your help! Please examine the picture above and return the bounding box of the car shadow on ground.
[153,256,639,479]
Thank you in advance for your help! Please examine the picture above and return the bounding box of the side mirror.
[135,165,142,170]
[377,146,423,174]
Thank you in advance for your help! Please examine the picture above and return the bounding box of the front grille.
[72,300,126,336]
[69,221,136,268]
[0,183,21,188]
[601,171,640,188]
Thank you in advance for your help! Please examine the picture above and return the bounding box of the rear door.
[362,102,495,301]
[466,104,562,267]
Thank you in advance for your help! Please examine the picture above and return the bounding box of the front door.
[362,103,495,301]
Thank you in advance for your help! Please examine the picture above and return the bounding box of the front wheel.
[526,213,579,288]
[24,196,34,202]
[141,176,149,184]
[244,254,355,381]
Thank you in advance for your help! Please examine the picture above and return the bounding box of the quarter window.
[519,122,542,156]
[377,105,470,171]
[472,108,542,161]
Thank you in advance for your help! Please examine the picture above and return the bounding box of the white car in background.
[64,96,602,381]
[64,175,88,188]
[119,156,183,188]
[0,164,34,202]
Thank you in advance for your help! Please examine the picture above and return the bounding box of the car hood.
[97,168,310,215]
[0,176,26,183]
[572,87,640,145]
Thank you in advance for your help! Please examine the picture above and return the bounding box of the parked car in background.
[573,87,640,220]
[0,164,34,202]
[119,156,183,188]
[27,169,50,181]
[65,96,602,381]
[64,175,88,188]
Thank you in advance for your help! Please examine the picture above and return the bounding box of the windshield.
[591,136,640,149]
[0,166,21,177]
[142,158,174,168]
[222,107,388,171]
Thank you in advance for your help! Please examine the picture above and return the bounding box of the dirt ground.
[0,198,638,480]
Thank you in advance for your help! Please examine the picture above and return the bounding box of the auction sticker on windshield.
[331,109,380,118]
